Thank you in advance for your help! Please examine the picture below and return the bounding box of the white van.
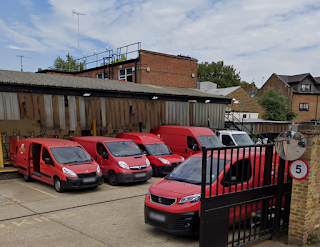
[217,130,254,146]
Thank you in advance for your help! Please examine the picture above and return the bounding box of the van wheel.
[23,174,32,182]
[108,171,119,186]
[54,177,64,193]
[152,165,159,177]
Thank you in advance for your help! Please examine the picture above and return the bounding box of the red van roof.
[71,136,132,143]
[117,133,164,145]
[151,125,216,136]
[20,138,79,148]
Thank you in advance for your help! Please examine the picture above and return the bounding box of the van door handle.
[185,149,187,153]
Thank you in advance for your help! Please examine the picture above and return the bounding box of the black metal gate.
[199,144,292,247]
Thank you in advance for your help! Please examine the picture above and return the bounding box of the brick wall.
[292,94,320,122]
[227,87,265,118]
[138,50,198,88]
[288,125,320,245]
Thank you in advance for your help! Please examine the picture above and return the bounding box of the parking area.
[0,177,198,247]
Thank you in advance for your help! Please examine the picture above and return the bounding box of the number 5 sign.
[289,159,309,181]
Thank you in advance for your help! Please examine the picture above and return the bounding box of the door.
[39,147,54,183]
[96,142,109,174]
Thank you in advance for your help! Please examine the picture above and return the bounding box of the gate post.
[288,125,320,245]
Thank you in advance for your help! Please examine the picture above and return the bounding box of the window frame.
[301,84,311,92]
[299,103,309,111]
[119,68,133,82]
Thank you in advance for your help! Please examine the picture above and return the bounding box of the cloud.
[2,0,320,85]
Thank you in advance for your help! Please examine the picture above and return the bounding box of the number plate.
[149,211,166,222]
[83,177,96,183]
[135,172,146,178]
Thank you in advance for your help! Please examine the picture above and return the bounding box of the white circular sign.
[289,159,309,181]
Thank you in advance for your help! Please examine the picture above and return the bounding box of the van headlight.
[159,158,170,165]
[178,193,201,204]
[146,159,150,167]
[97,165,101,174]
[62,167,76,176]
[118,161,130,169]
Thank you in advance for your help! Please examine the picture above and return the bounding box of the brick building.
[39,44,198,89]
[256,73,320,122]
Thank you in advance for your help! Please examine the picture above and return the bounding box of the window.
[97,72,108,79]
[221,135,234,146]
[119,68,133,82]
[299,103,309,111]
[97,143,108,156]
[42,147,51,161]
[301,84,311,92]
[221,159,252,186]
[187,136,199,150]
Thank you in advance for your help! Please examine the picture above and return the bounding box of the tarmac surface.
[0,175,319,247]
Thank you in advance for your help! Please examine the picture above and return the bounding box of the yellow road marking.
[14,181,58,198]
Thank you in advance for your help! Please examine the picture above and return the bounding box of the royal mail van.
[116,132,184,176]
[144,148,286,235]
[71,136,153,185]
[11,137,104,192]
[150,125,223,159]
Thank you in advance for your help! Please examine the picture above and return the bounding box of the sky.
[1,0,320,88]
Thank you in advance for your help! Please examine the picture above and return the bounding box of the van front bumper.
[144,205,199,235]
[62,173,104,189]
[117,170,153,183]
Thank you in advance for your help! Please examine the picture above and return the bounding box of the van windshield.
[197,135,223,148]
[51,146,92,165]
[145,143,171,156]
[165,157,228,185]
[232,134,254,146]
[105,141,142,157]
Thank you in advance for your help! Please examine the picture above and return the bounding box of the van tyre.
[152,165,159,177]
[54,177,64,193]
[23,174,32,182]
[108,171,119,186]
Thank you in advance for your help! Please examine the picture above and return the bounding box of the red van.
[151,125,223,159]
[11,137,104,192]
[116,132,184,176]
[144,149,285,235]
[71,136,153,185]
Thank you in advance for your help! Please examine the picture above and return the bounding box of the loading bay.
[0,177,198,247]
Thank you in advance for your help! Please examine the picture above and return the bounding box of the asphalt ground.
[1,176,319,247]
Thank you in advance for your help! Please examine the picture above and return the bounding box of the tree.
[197,61,242,88]
[53,53,85,71]
[257,87,297,121]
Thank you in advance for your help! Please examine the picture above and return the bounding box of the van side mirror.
[45,158,54,166]
[224,176,237,187]
[102,153,109,159]
[192,144,200,151]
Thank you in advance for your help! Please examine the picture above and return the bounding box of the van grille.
[150,194,176,206]
[171,162,181,167]
[77,172,96,178]
[130,165,148,170]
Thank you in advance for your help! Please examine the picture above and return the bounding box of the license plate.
[149,211,166,222]
[135,172,146,178]
[83,177,96,183]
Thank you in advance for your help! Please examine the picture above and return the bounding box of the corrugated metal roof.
[0,69,230,101]
[202,86,240,96]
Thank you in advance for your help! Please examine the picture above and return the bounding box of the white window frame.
[119,68,133,81]
[301,84,311,92]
